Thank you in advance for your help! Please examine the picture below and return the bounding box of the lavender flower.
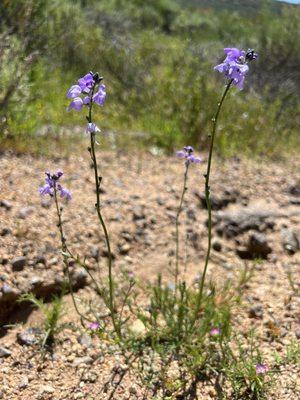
[88,322,100,331]
[214,47,257,90]
[93,84,106,106]
[255,364,269,375]
[39,171,71,201]
[78,72,94,93]
[176,146,201,165]
[209,327,221,336]
[86,122,100,134]
[67,72,106,111]
[67,97,84,111]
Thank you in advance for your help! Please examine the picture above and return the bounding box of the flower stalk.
[86,78,121,339]
[175,162,189,291]
[192,79,233,327]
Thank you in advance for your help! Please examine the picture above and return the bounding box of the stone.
[194,189,240,210]
[119,243,131,255]
[248,305,264,319]
[132,205,145,221]
[0,347,11,358]
[1,228,11,236]
[213,205,284,237]
[130,319,146,337]
[295,329,300,340]
[0,200,12,210]
[237,233,272,259]
[90,246,100,261]
[18,206,35,219]
[77,334,92,348]
[12,256,27,271]
[281,228,299,255]
[35,255,47,265]
[17,328,42,346]
[212,240,222,252]
[73,356,93,367]
[19,377,29,389]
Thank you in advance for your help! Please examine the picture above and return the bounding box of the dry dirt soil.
[0,150,299,399]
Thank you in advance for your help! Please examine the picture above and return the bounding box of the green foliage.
[19,293,64,348]
[0,0,299,156]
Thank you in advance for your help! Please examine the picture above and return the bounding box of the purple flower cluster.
[255,363,269,375]
[214,48,257,90]
[176,146,201,165]
[67,72,106,111]
[39,171,71,201]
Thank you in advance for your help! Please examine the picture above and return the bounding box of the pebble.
[73,356,93,367]
[248,305,264,319]
[17,328,42,346]
[0,347,11,358]
[0,200,12,210]
[11,256,27,271]
[18,206,35,219]
[19,377,29,389]
[295,329,300,340]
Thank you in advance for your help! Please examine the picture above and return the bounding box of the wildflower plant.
[35,48,271,398]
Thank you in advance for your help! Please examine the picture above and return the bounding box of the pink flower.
[88,322,100,331]
[210,327,221,336]
[255,364,269,375]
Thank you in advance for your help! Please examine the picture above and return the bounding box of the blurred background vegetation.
[0,0,299,157]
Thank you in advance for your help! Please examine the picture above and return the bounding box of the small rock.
[19,377,29,389]
[17,328,42,346]
[18,206,35,219]
[73,356,93,367]
[186,207,197,221]
[77,334,92,348]
[237,233,272,259]
[12,256,27,271]
[0,200,12,210]
[132,205,145,221]
[156,197,165,206]
[0,347,11,358]
[90,246,100,261]
[1,228,11,236]
[212,240,222,252]
[119,243,131,255]
[295,330,300,340]
[248,305,264,319]
[130,319,146,337]
[287,184,300,197]
[35,255,47,265]
[281,228,299,255]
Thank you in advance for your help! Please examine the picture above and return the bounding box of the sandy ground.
[0,150,299,399]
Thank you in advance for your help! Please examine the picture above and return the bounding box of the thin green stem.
[53,186,91,325]
[87,83,121,339]
[175,162,189,292]
[192,80,232,327]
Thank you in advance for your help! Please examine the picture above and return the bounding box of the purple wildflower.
[67,72,106,111]
[86,122,100,134]
[214,47,257,90]
[128,271,135,280]
[39,171,71,201]
[176,146,201,165]
[57,185,72,201]
[93,84,106,106]
[255,364,269,375]
[67,97,84,111]
[78,72,94,93]
[67,85,82,99]
[210,327,221,336]
[88,322,100,331]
